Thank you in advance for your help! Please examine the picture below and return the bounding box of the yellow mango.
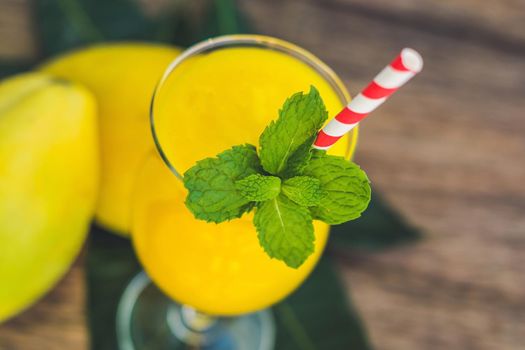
[41,43,182,235]
[0,73,98,322]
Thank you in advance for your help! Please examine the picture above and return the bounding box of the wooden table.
[1,0,524,349]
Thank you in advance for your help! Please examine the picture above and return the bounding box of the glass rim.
[150,34,358,180]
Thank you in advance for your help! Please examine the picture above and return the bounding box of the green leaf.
[274,257,372,350]
[35,0,251,58]
[254,195,314,268]
[303,153,371,225]
[259,86,328,177]
[183,144,261,223]
[282,176,322,207]
[235,174,281,202]
[0,63,31,80]
[282,134,316,178]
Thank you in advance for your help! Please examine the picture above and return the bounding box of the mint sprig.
[183,86,371,268]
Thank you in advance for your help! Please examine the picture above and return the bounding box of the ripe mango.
[0,73,98,322]
[41,43,182,235]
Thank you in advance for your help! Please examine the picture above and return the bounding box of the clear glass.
[117,35,358,350]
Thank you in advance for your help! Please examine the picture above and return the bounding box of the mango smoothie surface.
[133,46,356,315]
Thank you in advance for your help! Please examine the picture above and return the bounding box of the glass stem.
[181,306,217,331]
[167,304,218,346]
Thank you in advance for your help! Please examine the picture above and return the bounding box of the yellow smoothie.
[133,45,356,315]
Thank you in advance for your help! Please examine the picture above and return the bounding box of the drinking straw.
[313,48,423,150]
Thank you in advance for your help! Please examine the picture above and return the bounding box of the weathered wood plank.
[0,0,37,60]
[0,261,87,350]
[337,256,524,350]
[323,0,525,55]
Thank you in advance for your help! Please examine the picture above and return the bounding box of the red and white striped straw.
[313,48,423,150]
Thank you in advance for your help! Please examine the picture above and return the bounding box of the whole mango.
[0,73,98,322]
[41,43,182,235]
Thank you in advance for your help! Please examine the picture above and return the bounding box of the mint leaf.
[235,174,281,202]
[254,195,314,268]
[282,134,316,178]
[259,86,328,177]
[303,153,371,225]
[282,176,322,207]
[183,144,262,223]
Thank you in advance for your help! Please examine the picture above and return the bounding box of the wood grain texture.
[240,0,525,349]
[1,0,524,349]
[0,260,87,350]
[325,0,525,55]
[0,0,37,60]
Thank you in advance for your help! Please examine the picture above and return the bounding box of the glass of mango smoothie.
[117,35,358,350]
